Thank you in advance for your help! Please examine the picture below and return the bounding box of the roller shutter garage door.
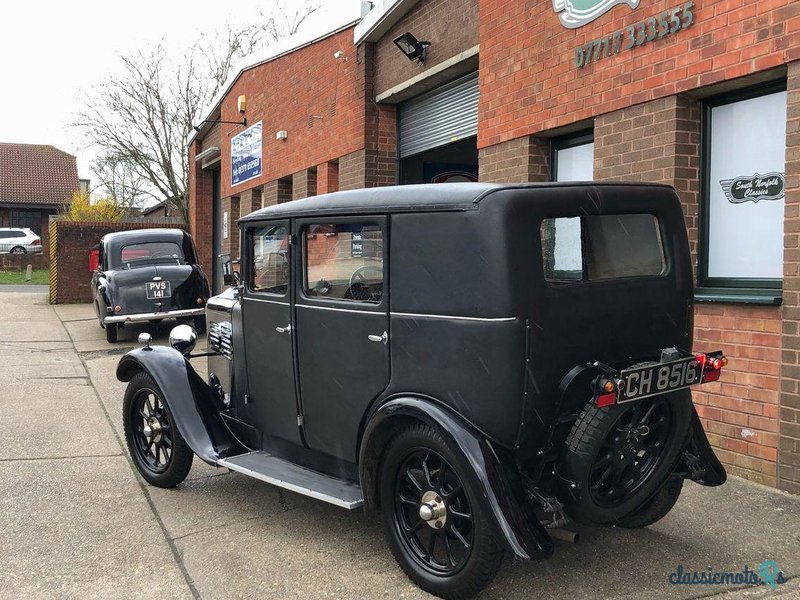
[398,72,479,159]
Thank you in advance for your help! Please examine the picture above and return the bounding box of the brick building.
[0,143,79,255]
[188,0,800,494]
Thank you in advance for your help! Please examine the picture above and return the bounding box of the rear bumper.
[105,308,205,324]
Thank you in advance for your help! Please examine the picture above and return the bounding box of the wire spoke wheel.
[130,388,174,474]
[588,396,673,507]
[393,448,474,576]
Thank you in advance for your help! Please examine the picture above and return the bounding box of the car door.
[294,216,390,462]
[240,221,303,447]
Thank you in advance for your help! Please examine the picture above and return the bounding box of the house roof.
[0,143,79,207]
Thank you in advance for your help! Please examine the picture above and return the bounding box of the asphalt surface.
[1,290,800,599]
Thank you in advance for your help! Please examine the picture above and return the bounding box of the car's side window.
[304,223,384,303]
[250,224,289,295]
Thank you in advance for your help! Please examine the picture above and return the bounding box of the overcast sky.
[0,0,358,180]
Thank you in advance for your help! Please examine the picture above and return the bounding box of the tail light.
[32,238,41,245]
[595,377,625,407]
[701,353,726,383]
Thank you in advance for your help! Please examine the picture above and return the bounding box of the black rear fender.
[359,397,554,560]
[116,346,243,463]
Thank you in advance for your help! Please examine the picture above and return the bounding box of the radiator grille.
[209,321,233,358]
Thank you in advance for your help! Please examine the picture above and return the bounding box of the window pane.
[305,223,383,303]
[251,225,289,294]
[556,142,594,182]
[707,91,786,280]
[542,215,664,282]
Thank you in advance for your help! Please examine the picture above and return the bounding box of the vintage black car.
[92,228,209,343]
[117,183,727,599]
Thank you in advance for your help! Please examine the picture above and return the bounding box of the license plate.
[619,356,701,403]
[145,281,171,299]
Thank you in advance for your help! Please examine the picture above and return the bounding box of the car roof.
[102,228,186,245]
[239,181,675,222]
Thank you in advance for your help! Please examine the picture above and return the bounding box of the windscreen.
[541,214,665,282]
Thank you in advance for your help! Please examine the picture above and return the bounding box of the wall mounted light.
[393,32,431,64]
[237,95,247,113]
[276,130,288,141]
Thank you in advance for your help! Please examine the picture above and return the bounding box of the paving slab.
[0,456,192,600]
[0,303,60,320]
[0,286,48,296]
[0,320,69,342]
[51,302,95,322]
[0,382,120,460]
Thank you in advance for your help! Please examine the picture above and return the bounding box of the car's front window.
[118,242,185,268]
[250,225,289,295]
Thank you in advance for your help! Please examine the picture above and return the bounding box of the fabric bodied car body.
[92,229,209,343]
[0,227,42,254]
[116,183,728,599]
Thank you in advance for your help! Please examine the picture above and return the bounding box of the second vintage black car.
[117,183,727,599]
[91,228,209,343]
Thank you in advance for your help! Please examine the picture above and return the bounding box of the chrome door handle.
[275,323,292,334]
[368,331,389,344]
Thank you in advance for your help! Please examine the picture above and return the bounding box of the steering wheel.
[347,265,383,301]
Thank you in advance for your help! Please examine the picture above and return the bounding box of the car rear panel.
[494,185,695,451]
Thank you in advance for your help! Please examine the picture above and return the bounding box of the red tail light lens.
[596,392,617,408]
[33,238,41,245]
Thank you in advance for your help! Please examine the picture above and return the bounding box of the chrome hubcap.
[142,417,163,443]
[419,490,447,529]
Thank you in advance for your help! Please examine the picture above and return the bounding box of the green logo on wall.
[553,0,640,28]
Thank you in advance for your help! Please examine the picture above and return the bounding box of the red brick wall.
[694,305,781,486]
[374,0,479,96]
[217,27,366,199]
[478,0,800,148]
[48,221,188,304]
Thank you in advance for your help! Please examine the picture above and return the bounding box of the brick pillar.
[317,161,340,195]
[780,60,800,495]
[293,167,318,200]
[595,95,701,259]
[338,43,397,191]
[478,136,550,183]
[188,140,214,274]
[263,178,293,207]
[239,187,262,220]
[221,196,240,257]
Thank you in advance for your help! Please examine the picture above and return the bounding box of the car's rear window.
[118,242,184,267]
[541,214,666,282]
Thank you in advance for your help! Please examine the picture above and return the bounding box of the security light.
[393,32,431,64]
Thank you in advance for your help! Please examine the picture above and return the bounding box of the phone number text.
[575,1,694,68]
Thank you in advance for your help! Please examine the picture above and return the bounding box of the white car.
[0,228,42,254]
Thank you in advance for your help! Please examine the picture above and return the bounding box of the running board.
[217,451,364,509]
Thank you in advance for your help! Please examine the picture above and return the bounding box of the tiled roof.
[0,143,80,206]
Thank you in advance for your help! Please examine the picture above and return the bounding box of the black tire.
[10,246,26,255]
[105,322,118,343]
[616,476,684,529]
[559,392,693,524]
[123,372,193,488]
[193,315,207,335]
[95,302,105,329]
[379,423,503,599]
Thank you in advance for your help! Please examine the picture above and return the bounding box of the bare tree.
[74,0,319,221]
[92,151,154,210]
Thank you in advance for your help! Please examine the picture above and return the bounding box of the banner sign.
[231,121,262,186]
[719,172,785,204]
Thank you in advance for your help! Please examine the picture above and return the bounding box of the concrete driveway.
[1,291,799,599]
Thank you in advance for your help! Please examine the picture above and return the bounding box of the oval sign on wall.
[719,172,785,204]
[553,0,640,28]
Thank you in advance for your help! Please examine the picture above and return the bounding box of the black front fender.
[117,346,243,464]
[359,397,553,560]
